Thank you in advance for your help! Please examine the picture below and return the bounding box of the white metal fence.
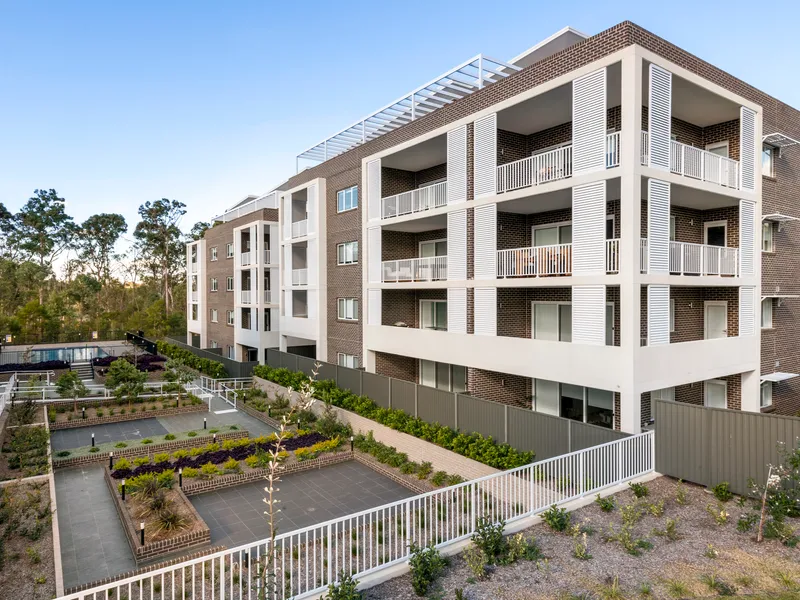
[382,181,447,219]
[241,290,252,304]
[264,250,272,264]
[58,431,654,600]
[639,239,738,276]
[241,251,252,267]
[640,131,739,189]
[496,240,620,277]
[382,256,447,282]
[605,239,620,273]
[292,269,309,286]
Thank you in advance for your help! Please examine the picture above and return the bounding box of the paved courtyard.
[50,417,168,451]
[190,461,416,548]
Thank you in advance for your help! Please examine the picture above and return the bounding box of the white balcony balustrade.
[292,268,309,286]
[190,262,198,273]
[382,181,447,219]
[190,291,198,302]
[382,256,447,282]
[264,249,271,264]
[240,251,251,266]
[240,290,251,304]
[292,219,308,238]
[639,239,738,276]
[264,289,273,303]
[497,240,620,277]
[496,132,621,194]
[640,131,739,189]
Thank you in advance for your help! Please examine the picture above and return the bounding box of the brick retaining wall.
[103,466,211,564]
[237,400,283,429]
[50,402,207,430]
[353,452,435,495]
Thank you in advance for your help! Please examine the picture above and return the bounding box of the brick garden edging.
[50,402,207,430]
[353,452,436,495]
[53,430,249,469]
[181,451,354,496]
[103,466,211,564]
[237,400,283,429]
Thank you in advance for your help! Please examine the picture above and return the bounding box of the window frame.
[419,238,448,258]
[418,360,466,393]
[762,221,774,252]
[762,144,775,177]
[226,310,234,326]
[419,299,448,331]
[337,186,358,213]
[670,298,675,333]
[760,381,773,408]
[652,387,675,402]
[226,276,234,292]
[531,301,614,345]
[705,141,730,157]
[761,298,773,329]
[210,247,218,261]
[226,243,234,258]
[210,278,218,292]
[337,298,359,321]
[210,308,218,323]
[337,353,359,369]
[336,241,359,265]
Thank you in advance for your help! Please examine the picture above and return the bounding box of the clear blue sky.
[1,0,797,247]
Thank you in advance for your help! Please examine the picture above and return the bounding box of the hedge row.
[156,341,227,378]
[252,365,534,470]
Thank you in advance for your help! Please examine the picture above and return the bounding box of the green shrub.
[113,458,131,471]
[222,458,241,473]
[187,431,197,437]
[133,456,150,467]
[89,447,100,453]
[471,517,506,564]
[417,461,433,480]
[542,505,570,532]
[164,434,176,441]
[595,494,616,512]
[430,471,448,486]
[408,543,446,596]
[629,482,649,498]
[156,341,228,378]
[154,453,170,464]
[323,572,361,600]
[141,438,153,445]
[200,462,219,478]
[209,428,219,434]
[56,451,70,457]
[712,481,734,502]
[114,442,128,448]
[182,467,199,478]
[172,449,189,460]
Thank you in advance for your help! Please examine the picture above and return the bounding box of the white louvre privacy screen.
[648,64,672,170]
[367,227,381,283]
[474,287,497,336]
[447,287,467,334]
[367,289,381,326]
[739,286,756,336]
[474,204,497,279]
[572,285,606,345]
[307,184,317,235]
[58,433,654,600]
[382,181,447,219]
[448,209,467,280]
[283,194,292,240]
[572,68,607,174]
[647,284,670,346]
[473,114,497,197]
[283,245,292,288]
[367,159,382,221]
[448,125,468,204]
[647,178,670,274]
[739,107,756,191]
[572,181,606,274]
[739,200,755,276]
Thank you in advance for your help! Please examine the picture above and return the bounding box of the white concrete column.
[741,370,760,412]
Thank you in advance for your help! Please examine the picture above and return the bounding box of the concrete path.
[50,417,168,452]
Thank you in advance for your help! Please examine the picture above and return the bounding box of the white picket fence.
[57,431,654,600]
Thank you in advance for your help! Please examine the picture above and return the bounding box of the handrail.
[381,181,447,219]
[382,256,448,282]
[640,131,739,189]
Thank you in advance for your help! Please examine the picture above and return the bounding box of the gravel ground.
[365,477,799,600]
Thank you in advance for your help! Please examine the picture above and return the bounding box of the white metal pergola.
[295,54,521,170]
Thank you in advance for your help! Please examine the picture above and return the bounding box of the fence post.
[453,394,458,430]
[579,450,585,496]
[388,378,393,409]
[414,384,418,418]
[567,420,572,453]
[503,405,508,444]
[617,439,624,482]
[327,523,333,585]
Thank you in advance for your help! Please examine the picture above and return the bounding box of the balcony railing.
[382,256,447,282]
[241,290,251,304]
[496,132,621,194]
[640,131,739,189]
[264,289,273,304]
[639,239,738,276]
[190,291,198,301]
[240,251,251,266]
[292,219,308,238]
[264,249,271,264]
[497,240,620,277]
[382,181,447,219]
[292,268,308,286]
[190,262,198,273]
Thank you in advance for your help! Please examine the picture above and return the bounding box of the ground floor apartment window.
[337,353,359,369]
[532,379,614,428]
[420,300,447,330]
[419,360,466,393]
[760,381,773,408]
[227,345,235,359]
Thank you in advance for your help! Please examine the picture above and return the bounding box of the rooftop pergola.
[296,55,521,170]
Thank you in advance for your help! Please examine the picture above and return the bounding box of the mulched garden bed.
[48,394,203,425]
[365,476,800,600]
[0,423,49,481]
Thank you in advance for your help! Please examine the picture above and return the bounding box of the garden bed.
[0,480,57,599]
[0,423,49,480]
[48,394,206,430]
[365,476,800,600]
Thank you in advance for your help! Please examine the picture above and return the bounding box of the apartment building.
[219,22,800,433]
[186,193,282,361]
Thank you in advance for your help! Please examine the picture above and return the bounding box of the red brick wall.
[641,286,739,343]
[468,368,530,409]
[375,352,417,382]
[381,228,448,262]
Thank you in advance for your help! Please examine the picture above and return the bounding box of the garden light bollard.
[350,435,354,452]
[213,434,217,444]
[268,405,271,417]
[204,417,207,429]
[91,433,95,447]
[109,452,113,470]
[121,479,126,501]
[179,467,183,488]
[82,406,86,420]
[140,522,145,545]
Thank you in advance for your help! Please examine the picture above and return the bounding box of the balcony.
[292,220,308,238]
[241,290,252,304]
[382,181,447,219]
[191,291,198,301]
[497,240,620,277]
[640,132,739,190]
[240,251,251,266]
[264,289,273,304]
[264,249,272,264]
[496,132,620,194]
[639,239,738,276]
[382,257,447,283]
[292,268,308,286]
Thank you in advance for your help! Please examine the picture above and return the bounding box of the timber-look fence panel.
[507,407,570,459]
[390,379,416,415]
[457,394,505,442]
[362,372,391,408]
[416,385,456,429]
[653,399,800,495]
[336,367,362,396]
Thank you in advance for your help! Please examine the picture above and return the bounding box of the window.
[337,241,359,265]
[210,340,218,349]
[652,387,675,402]
[532,302,614,345]
[191,304,198,320]
[531,379,614,429]
[210,308,218,323]
[337,298,358,321]
[227,346,235,359]
[420,300,447,330]
[762,221,774,252]
[226,310,234,326]
[419,239,447,257]
[761,298,773,328]
[210,247,218,261]
[419,360,466,393]
[762,144,774,177]
[670,298,675,333]
[705,141,729,158]
[337,186,358,212]
[533,223,571,246]
[227,276,234,291]
[337,353,359,369]
[210,278,218,292]
[760,382,773,408]
[226,243,234,258]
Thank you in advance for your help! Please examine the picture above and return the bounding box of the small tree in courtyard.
[163,358,195,406]
[55,370,89,413]
[106,358,147,409]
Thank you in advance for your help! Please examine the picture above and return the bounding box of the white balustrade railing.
[292,219,308,238]
[640,131,739,189]
[59,432,655,600]
[292,268,309,286]
[190,291,198,302]
[264,249,272,264]
[606,239,620,273]
[497,241,621,277]
[382,256,447,282]
[190,261,198,273]
[240,251,251,266]
[639,239,738,276]
[0,374,16,416]
[606,131,621,167]
[241,290,252,304]
[264,289,273,303]
[382,181,447,219]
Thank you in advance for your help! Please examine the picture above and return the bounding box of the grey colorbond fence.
[162,337,258,378]
[265,350,629,460]
[653,399,800,495]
